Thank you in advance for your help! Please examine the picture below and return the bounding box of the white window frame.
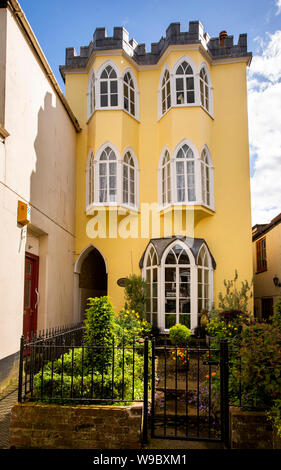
[158,146,172,209]
[171,56,200,109]
[199,62,213,117]
[86,143,139,212]
[197,244,214,313]
[200,145,215,210]
[171,138,200,206]
[87,69,96,120]
[122,67,140,120]
[142,240,214,332]
[121,147,139,211]
[158,65,171,119]
[85,148,95,211]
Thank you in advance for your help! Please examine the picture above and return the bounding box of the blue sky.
[19,0,281,224]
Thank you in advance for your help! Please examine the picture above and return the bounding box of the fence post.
[220,339,229,448]
[142,336,149,445]
[18,335,25,403]
[151,337,156,438]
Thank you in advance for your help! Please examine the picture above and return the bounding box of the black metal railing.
[18,326,150,411]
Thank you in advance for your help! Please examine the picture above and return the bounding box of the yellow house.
[252,213,281,321]
[60,22,253,332]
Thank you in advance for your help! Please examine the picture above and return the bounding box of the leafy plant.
[124,274,148,319]
[84,296,115,372]
[114,308,152,344]
[169,324,191,346]
[217,270,253,313]
[271,298,281,328]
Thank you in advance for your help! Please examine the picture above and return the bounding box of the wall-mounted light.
[273,275,281,287]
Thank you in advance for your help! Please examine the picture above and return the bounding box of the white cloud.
[276,0,281,15]
[248,30,281,225]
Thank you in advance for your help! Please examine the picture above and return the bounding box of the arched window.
[123,151,136,207]
[175,60,195,105]
[197,246,211,313]
[123,71,135,117]
[86,150,94,207]
[175,143,196,202]
[161,69,171,115]
[99,64,118,108]
[89,72,95,116]
[201,147,211,207]
[97,146,117,203]
[164,244,191,329]
[200,67,210,112]
[160,150,171,207]
[144,246,158,326]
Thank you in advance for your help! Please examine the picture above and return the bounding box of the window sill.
[158,104,214,121]
[158,203,215,215]
[86,203,139,216]
[255,269,268,275]
[87,107,140,124]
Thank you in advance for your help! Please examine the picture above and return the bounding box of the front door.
[23,253,39,339]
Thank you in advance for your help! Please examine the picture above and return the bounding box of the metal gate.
[146,338,229,446]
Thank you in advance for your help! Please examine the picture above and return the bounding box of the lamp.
[273,275,281,287]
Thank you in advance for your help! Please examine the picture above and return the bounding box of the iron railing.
[18,325,150,410]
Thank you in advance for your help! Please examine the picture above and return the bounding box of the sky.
[18,0,281,226]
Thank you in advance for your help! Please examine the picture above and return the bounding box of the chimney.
[219,30,228,46]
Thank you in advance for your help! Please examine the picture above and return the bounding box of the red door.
[23,253,39,339]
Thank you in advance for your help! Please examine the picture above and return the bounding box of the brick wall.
[229,407,273,449]
[10,402,143,449]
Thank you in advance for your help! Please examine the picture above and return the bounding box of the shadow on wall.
[28,91,76,330]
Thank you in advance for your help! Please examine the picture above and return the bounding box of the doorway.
[23,252,39,339]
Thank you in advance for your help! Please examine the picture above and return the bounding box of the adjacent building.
[0,0,79,388]
[252,213,281,321]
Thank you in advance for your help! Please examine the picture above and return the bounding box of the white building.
[0,0,80,389]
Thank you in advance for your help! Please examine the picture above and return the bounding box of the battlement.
[60,21,251,79]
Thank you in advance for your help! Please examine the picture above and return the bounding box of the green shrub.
[272,298,281,328]
[217,270,252,313]
[114,308,152,344]
[84,296,115,372]
[169,324,191,346]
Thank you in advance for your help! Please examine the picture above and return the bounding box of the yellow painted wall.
[65,47,253,317]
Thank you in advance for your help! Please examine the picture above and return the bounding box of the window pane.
[165,267,176,281]
[165,299,176,313]
[24,279,31,308]
[110,80,117,93]
[187,91,195,103]
[101,95,108,107]
[165,314,176,329]
[186,77,194,90]
[179,314,191,328]
[100,81,108,94]
[109,162,116,175]
[176,78,184,90]
[180,300,191,314]
[111,94,118,107]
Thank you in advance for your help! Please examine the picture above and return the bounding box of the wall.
[0,6,77,362]
[10,402,143,449]
[253,223,281,317]
[65,45,253,321]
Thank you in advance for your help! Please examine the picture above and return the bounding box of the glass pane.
[186,77,194,90]
[153,267,157,281]
[100,81,108,94]
[176,78,184,91]
[152,299,157,313]
[152,314,158,328]
[165,252,176,265]
[24,279,31,308]
[109,176,116,189]
[109,189,116,202]
[111,94,118,106]
[178,251,190,264]
[176,161,184,174]
[165,282,176,297]
[110,80,117,93]
[177,188,185,202]
[100,163,106,175]
[179,314,191,329]
[176,92,184,104]
[25,262,31,275]
[179,283,190,297]
[109,162,116,175]
[165,314,176,329]
[187,91,195,103]
[152,282,157,297]
[165,299,176,313]
[101,95,108,107]
[165,267,176,282]
[180,299,191,314]
[124,97,129,111]
[179,268,190,283]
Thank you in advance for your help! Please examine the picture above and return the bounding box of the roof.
[252,212,281,241]
[139,236,216,269]
[60,22,252,80]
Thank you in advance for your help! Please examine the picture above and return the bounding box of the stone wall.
[10,402,143,449]
[229,407,274,449]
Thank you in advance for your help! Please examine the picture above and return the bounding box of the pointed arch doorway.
[74,245,107,321]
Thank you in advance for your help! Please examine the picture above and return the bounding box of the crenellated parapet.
[60,21,251,79]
